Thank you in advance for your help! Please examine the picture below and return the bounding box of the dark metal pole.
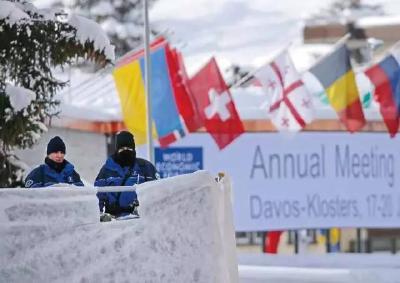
[356,228,362,252]
[326,229,331,253]
[294,231,299,254]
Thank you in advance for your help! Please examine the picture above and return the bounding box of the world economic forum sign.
[155,147,203,178]
[172,132,400,231]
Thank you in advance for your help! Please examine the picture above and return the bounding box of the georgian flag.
[254,51,314,131]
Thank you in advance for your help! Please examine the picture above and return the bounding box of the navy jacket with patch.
[24,161,84,188]
[94,156,158,215]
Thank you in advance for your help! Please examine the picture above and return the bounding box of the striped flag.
[113,39,186,147]
[309,43,366,132]
[365,54,400,137]
[254,50,314,131]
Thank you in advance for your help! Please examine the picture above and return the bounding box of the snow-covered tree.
[0,0,114,187]
[70,0,158,56]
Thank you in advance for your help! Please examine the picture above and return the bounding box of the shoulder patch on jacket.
[25,179,34,188]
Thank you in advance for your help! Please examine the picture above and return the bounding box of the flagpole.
[144,0,154,164]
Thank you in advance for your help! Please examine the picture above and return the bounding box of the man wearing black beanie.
[24,136,84,188]
[95,130,158,220]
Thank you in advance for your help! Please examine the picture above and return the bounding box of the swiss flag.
[189,58,244,149]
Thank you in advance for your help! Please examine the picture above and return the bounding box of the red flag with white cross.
[254,50,314,131]
[188,58,244,149]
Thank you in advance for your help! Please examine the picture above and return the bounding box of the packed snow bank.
[0,171,238,283]
[239,265,400,283]
[238,253,400,283]
[238,253,400,269]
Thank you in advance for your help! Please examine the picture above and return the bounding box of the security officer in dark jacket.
[95,131,158,219]
[24,136,84,188]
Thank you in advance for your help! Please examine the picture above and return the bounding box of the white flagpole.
[144,0,154,164]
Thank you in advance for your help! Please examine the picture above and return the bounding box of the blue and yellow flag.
[113,42,185,146]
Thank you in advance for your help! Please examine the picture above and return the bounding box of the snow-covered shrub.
[0,0,114,187]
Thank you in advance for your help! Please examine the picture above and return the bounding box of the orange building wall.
[53,118,391,134]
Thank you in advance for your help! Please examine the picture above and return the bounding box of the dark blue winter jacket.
[24,161,84,188]
[94,156,158,216]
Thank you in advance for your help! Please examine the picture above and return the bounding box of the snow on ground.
[238,253,400,283]
[0,171,238,282]
[238,253,400,269]
[239,265,400,283]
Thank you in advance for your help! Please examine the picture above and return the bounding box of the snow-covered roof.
[357,15,400,28]
[0,0,29,25]
[56,69,121,122]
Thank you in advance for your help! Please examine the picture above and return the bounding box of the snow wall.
[0,170,239,283]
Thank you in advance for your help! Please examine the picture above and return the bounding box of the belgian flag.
[310,44,366,132]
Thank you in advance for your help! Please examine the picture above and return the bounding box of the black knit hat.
[47,136,66,155]
[115,131,135,151]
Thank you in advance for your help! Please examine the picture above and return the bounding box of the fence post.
[356,228,362,252]
[294,231,299,254]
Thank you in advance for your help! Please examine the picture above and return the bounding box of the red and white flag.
[189,58,244,149]
[254,51,314,131]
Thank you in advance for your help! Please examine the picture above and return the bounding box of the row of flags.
[113,38,243,149]
[113,37,400,150]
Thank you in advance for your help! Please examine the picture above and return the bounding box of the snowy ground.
[238,253,400,283]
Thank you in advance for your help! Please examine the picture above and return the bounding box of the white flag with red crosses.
[254,50,314,131]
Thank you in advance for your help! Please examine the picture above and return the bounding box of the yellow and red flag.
[309,43,365,132]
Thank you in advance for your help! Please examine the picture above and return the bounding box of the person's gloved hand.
[100,213,113,222]
[132,199,139,207]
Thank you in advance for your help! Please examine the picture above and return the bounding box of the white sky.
[150,0,400,74]
[150,0,336,74]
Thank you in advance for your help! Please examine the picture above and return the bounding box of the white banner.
[139,132,400,231]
